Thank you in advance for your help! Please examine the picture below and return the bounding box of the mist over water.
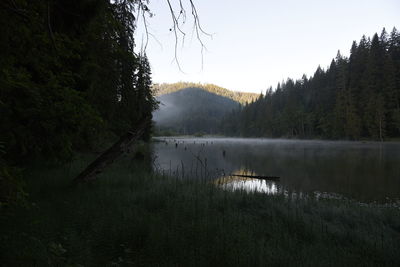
[153,137,400,203]
[152,96,183,127]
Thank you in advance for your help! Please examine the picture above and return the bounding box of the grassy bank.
[1,155,400,266]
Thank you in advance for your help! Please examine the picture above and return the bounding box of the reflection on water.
[153,137,400,202]
[214,169,279,194]
[219,177,279,194]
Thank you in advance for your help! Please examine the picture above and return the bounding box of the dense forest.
[154,87,240,135]
[153,82,259,105]
[1,2,400,265]
[0,0,157,161]
[221,28,400,140]
[0,1,156,202]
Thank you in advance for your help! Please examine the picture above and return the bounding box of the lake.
[153,137,400,203]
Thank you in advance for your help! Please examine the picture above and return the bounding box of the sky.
[135,0,400,93]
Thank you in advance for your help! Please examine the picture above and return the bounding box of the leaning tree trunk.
[74,117,150,182]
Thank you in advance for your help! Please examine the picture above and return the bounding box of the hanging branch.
[168,0,212,70]
[188,0,212,68]
[165,0,187,71]
[74,1,211,183]
[136,0,211,72]
[177,0,187,23]
[141,4,149,51]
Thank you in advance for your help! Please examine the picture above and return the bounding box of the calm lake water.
[153,137,400,203]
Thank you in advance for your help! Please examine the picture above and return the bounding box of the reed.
[1,155,399,266]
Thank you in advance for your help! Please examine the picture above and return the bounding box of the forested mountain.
[154,87,240,135]
[153,82,259,105]
[221,28,400,140]
[0,0,157,164]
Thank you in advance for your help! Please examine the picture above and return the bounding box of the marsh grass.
[1,155,400,266]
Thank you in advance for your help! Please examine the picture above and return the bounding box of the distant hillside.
[152,82,259,105]
[153,87,241,135]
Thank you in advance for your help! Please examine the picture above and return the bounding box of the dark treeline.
[0,0,156,164]
[221,28,400,140]
[0,0,156,203]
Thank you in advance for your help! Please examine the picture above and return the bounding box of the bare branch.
[177,0,187,23]
[188,0,212,69]
[166,0,187,71]
[134,0,212,72]
[188,0,212,38]
[148,32,163,50]
[139,2,149,51]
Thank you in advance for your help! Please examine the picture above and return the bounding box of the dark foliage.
[221,28,400,140]
[0,0,156,164]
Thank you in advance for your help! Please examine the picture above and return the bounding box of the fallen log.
[229,174,280,181]
[74,117,150,182]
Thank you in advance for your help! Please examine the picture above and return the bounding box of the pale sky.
[135,0,400,93]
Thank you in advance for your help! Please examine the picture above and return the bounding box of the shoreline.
[2,157,399,266]
[153,135,400,144]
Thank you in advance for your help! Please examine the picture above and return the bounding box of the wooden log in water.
[229,174,280,181]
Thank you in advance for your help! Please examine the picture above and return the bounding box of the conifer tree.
[220,28,400,140]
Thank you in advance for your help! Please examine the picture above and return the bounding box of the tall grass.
[1,154,399,266]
